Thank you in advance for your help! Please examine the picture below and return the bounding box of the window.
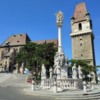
[5,61,7,64]
[17,41,19,42]
[80,38,82,40]
[1,50,4,59]
[79,23,82,30]
[80,37,82,40]
[81,54,83,57]
[80,43,82,46]
[90,20,92,29]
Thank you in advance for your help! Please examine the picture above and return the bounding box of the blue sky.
[0,0,100,72]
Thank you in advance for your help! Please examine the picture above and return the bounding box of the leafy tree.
[68,59,96,82]
[16,42,57,79]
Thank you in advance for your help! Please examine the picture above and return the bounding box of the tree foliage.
[16,42,57,78]
[68,59,96,81]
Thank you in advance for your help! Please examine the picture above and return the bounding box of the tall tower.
[70,3,96,66]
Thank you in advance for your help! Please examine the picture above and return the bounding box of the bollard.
[54,79,57,93]
[31,80,35,91]
[91,83,94,90]
[83,81,87,92]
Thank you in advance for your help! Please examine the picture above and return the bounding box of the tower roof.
[73,2,88,22]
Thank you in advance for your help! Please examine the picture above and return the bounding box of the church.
[0,2,96,78]
[70,2,95,66]
[0,33,57,73]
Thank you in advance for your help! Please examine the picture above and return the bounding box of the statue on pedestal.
[49,67,53,78]
[78,65,83,79]
[56,11,64,26]
[41,64,46,88]
[72,64,78,79]
[41,64,46,80]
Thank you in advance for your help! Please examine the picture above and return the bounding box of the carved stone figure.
[49,67,53,78]
[78,65,83,79]
[54,52,65,67]
[72,64,78,79]
[61,58,68,79]
[41,64,46,80]
[41,64,46,88]
[56,11,63,24]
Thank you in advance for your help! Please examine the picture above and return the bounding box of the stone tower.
[70,2,95,66]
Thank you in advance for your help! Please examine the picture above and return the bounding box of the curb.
[23,88,100,99]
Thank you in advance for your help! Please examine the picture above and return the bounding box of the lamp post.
[83,81,87,92]
[53,73,57,93]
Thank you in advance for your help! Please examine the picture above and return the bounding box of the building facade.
[0,33,58,73]
[70,3,95,66]
[70,3,96,82]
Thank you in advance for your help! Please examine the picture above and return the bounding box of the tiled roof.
[73,2,87,23]
[33,39,58,46]
[1,33,30,46]
[0,33,58,47]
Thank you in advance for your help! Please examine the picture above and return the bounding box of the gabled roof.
[73,2,88,23]
[1,33,31,46]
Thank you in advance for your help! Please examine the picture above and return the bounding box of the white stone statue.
[78,65,83,79]
[54,53,60,66]
[56,11,64,26]
[54,62,61,80]
[41,64,46,80]
[54,52,65,67]
[61,58,68,79]
[72,64,78,79]
[49,67,53,78]
[41,64,46,88]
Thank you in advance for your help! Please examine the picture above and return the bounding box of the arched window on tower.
[79,23,82,30]
[1,50,4,59]
[90,20,92,29]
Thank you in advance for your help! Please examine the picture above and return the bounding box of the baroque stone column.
[53,11,68,80]
[56,11,63,53]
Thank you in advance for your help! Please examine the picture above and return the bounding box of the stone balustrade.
[42,78,83,91]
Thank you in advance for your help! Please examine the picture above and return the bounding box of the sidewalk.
[23,84,100,100]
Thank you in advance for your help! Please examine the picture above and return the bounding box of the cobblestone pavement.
[1,73,100,100]
[0,73,53,100]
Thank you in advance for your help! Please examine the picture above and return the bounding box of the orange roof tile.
[33,39,58,46]
[73,2,87,22]
[1,33,30,46]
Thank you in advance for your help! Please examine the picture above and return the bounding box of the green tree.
[68,59,96,82]
[16,42,57,79]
